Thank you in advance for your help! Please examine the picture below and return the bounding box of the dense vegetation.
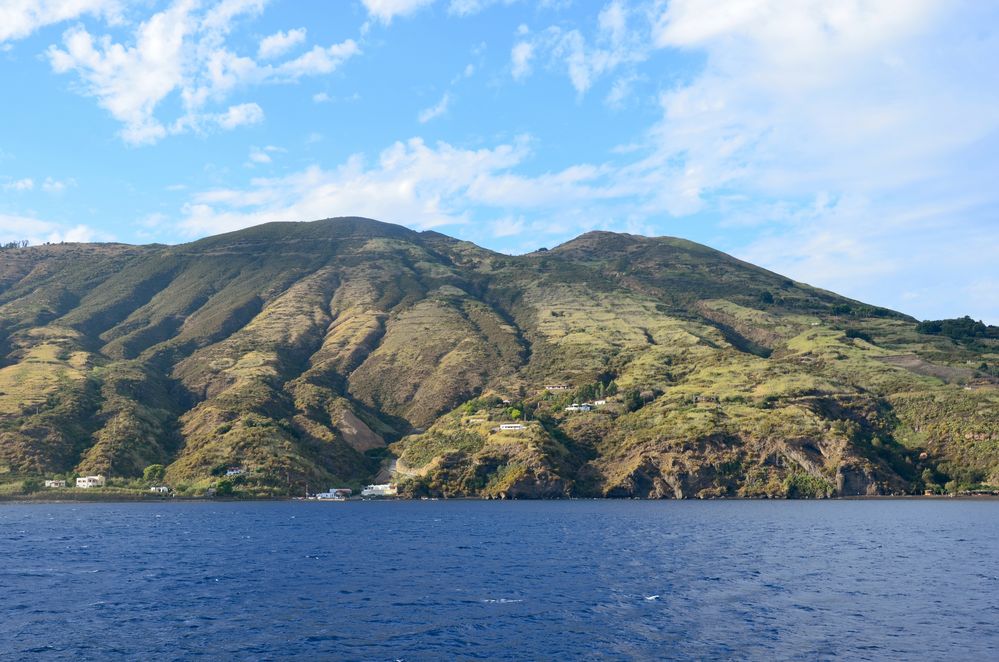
[0,218,996,498]
[916,316,999,342]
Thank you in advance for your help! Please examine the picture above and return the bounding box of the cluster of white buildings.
[40,475,171,493]
[312,488,352,501]
[361,483,398,497]
[564,399,607,413]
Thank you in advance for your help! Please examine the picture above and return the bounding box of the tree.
[508,408,522,420]
[21,478,43,494]
[143,464,166,483]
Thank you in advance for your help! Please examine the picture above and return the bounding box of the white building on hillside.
[44,480,66,488]
[361,484,397,497]
[76,475,105,488]
[499,423,525,430]
[149,486,170,494]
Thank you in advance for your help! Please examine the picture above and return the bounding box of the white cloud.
[44,0,359,144]
[48,0,193,145]
[362,0,435,24]
[176,135,661,243]
[642,0,999,321]
[312,91,331,103]
[3,177,34,191]
[605,71,641,108]
[0,213,107,244]
[216,102,264,129]
[258,27,306,60]
[0,0,121,43]
[448,0,515,16]
[510,41,533,80]
[179,137,540,235]
[274,40,359,78]
[417,92,450,123]
[512,0,647,94]
[41,176,74,193]
[248,147,271,164]
[247,144,282,164]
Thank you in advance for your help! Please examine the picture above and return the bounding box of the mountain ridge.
[0,216,995,498]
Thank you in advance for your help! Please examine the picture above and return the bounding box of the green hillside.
[0,217,995,498]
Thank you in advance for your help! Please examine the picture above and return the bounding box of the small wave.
[482,598,524,604]
[644,595,660,601]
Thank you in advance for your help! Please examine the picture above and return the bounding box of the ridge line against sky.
[0,0,997,323]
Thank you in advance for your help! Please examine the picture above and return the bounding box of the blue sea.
[1,500,998,660]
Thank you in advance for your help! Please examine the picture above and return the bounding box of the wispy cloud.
[258,27,306,60]
[0,0,122,44]
[3,177,34,191]
[417,92,450,123]
[361,0,436,24]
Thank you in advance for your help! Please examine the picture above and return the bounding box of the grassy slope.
[0,218,995,497]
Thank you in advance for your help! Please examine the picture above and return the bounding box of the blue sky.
[1,0,997,323]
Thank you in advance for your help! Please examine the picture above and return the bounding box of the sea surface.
[1,499,998,661]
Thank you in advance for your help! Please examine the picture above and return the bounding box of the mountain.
[0,217,996,498]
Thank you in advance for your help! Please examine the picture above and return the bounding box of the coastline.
[2,493,998,504]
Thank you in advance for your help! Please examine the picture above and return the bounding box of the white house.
[313,488,352,501]
[361,484,397,497]
[564,404,592,413]
[499,423,525,430]
[44,479,66,488]
[76,475,105,488]
[149,486,170,494]
[545,384,570,391]
[225,467,245,477]
[593,399,607,406]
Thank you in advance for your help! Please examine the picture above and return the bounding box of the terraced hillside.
[0,217,996,497]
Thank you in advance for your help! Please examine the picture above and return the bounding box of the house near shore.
[76,475,105,488]
[44,479,66,488]
[499,423,525,430]
[361,484,397,497]
[313,488,352,500]
[149,486,170,494]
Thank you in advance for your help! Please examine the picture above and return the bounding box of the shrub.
[143,464,166,483]
[844,329,874,344]
[21,478,43,494]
